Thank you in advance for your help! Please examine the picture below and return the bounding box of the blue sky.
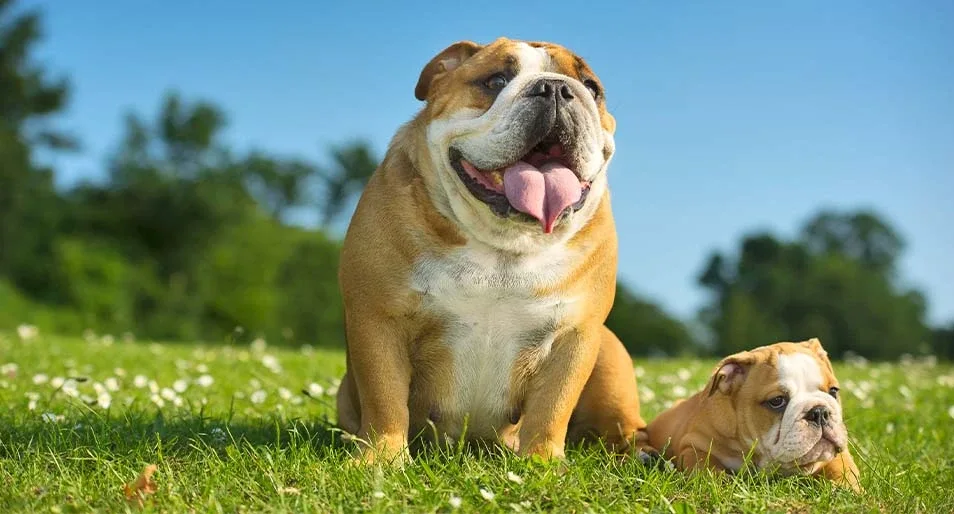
[20,0,954,325]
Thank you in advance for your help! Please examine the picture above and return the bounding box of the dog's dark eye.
[484,73,509,91]
[583,79,601,99]
[828,387,839,398]
[765,395,788,411]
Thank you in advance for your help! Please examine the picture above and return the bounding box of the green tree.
[931,322,954,360]
[606,283,697,357]
[0,0,75,300]
[697,209,930,360]
[317,140,378,228]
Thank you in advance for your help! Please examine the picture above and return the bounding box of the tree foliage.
[696,210,933,359]
[1,1,949,359]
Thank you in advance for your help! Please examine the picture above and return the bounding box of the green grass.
[1,332,952,513]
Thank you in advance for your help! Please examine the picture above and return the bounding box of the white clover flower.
[61,380,79,398]
[133,375,148,388]
[307,383,325,397]
[50,376,65,389]
[279,387,292,401]
[671,385,688,398]
[327,385,339,396]
[449,495,462,509]
[948,405,954,420]
[886,423,895,434]
[898,385,912,399]
[261,354,282,373]
[33,373,49,385]
[149,380,160,394]
[175,359,190,371]
[196,363,209,373]
[172,396,184,407]
[17,324,39,341]
[97,392,112,409]
[104,377,120,392]
[250,390,267,404]
[28,399,38,411]
[677,368,692,381]
[210,427,227,443]
[173,379,189,393]
[479,488,495,501]
[506,471,524,484]
[41,412,63,423]
[100,335,114,345]
[641,386,656,402]
[372,491,385,499]
[251,338,267,352]
[634,366,645,378]
[197,375,214,388]
[160,388,177,401]
[150,394,165,408]
[1,363,17,378]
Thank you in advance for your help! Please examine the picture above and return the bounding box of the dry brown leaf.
[123,464,158,508]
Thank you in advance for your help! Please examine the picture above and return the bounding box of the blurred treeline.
[1,2,951,359]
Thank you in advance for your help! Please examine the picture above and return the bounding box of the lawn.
[1,332,952,513]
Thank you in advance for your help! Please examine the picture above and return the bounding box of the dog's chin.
[772,436,841,475]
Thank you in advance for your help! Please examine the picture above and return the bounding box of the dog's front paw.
[345,433,411,468]
[518,440,566,462]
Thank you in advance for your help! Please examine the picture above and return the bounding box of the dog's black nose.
[805,405,831,426]
[526,78,575,101]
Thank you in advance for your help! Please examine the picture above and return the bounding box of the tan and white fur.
[335,37,649,465]
[646,338,862,491]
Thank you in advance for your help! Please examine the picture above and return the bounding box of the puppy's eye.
[765,395,788,411]
[828,387,839,398]
[583,79,601,99]
[484,73,509,91]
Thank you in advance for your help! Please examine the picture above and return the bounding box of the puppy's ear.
[707,351,756,397]
[415,41,482,101]
[803,337,830,360]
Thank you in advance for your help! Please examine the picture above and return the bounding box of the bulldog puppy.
[646,338,862,491]
[335,37,649,464]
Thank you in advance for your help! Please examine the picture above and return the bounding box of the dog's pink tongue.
[503,161,582,233]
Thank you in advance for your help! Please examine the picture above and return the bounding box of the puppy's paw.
[636,448,673,470]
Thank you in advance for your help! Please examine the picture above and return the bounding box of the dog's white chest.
[411,245,576,436]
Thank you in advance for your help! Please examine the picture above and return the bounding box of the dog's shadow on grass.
[0,408,359,461]
[0,406,667,472]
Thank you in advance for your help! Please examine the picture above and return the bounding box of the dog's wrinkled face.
[414,37,616,252]
[708,339,849,475]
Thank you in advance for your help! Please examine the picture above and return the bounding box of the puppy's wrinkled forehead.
[418,37,613,131]
[752,341,840,393]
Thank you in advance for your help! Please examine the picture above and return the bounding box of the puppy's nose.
[805,405,831,426]
[526,78,575,101]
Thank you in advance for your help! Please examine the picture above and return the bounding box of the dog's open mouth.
[449,140,590,234]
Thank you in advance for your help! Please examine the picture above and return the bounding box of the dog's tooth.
[490,170,504,187]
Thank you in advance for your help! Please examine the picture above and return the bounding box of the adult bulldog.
[336,37,647,464]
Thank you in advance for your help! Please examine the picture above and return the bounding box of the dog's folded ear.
[707,351,757,397]
[415,41,483,101]
[802,337,829,359]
